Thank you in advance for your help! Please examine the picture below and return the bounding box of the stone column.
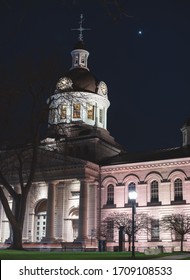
[42,181,56,243]
[88,182,98,247]
[77,180,88,242]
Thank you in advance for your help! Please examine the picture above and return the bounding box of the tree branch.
[0,170,17,199]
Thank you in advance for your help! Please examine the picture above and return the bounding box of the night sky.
[1,0,190,152]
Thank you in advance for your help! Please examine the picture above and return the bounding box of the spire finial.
[71,14,91,41]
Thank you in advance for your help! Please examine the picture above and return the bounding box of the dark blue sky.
[1,0,190,152]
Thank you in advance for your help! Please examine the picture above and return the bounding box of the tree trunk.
[180,235,184,252]
[8,193,28,250]
[128,235,131,252]
[9,226,23,250]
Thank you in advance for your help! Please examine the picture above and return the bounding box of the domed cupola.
[48,14,110,137]
[70,40,89,70]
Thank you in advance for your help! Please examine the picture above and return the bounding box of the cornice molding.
[101,159,190,173]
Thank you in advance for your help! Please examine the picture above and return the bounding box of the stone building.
[0,16,190,252]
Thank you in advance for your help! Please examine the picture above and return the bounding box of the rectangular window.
[73,103,81,118]
[87,104,94,120]
[107,221,114,241]
[81,55,85,65]
[151,219,159,241]
[60,105,67,119]
[74,55,79,66]
[99,109,103,123]
[50,109,56,122]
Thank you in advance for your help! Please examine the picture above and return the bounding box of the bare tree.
[0,53,94,249]
[101,212,149,251]
[161,213,190,252]
[0,56,59,249]
[0,0,130,251]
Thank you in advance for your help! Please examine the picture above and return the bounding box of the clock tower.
[46,15,124,163]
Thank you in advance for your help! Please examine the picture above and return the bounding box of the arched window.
[128,182,136,202]
[107,184,114,205]
[35,199,47,242]
[174,178,183,201]
[151,180,159,202]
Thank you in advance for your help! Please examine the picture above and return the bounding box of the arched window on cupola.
[80,54,85,66]
[74,55,79,66]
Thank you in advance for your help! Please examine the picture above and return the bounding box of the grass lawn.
[0,249,186,260]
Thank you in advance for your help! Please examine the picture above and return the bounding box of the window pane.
[60,105,67,119]
[107,184,114,205]
[128,182,136,202]
[174,179,183,201]
[151,180,159,202]
[151,219,159,241]
[87,104,94,120]
[99,109,103,123]
[107,220,114,241]
[73,103,81,118]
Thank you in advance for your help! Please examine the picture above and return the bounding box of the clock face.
[99,81,108,96]
[56,77,73,91]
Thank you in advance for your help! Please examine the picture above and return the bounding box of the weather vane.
[71,14,91,41]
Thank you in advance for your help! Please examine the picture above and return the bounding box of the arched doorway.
[69,207,79,240]
[34,199,47,242]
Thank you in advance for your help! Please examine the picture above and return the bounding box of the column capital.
[48,180,59,186]
[80,178,89,183]
[80,178,99,185]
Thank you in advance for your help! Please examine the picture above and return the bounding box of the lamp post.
[128,189,137,258]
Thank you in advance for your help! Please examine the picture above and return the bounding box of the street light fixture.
[128,189,137,258]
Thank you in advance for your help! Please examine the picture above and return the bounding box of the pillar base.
[74,236,88,243]
[74,237,98,247]
[40,237,56,244]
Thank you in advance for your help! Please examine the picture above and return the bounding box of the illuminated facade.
[1,18,190,252]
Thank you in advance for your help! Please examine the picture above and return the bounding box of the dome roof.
[64,68,98,93]
[73,40,86,50]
